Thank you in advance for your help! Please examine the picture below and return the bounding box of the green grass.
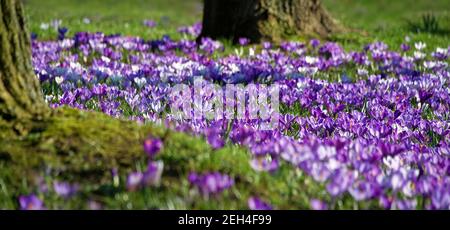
[25,0,202,41]
[25,0,450,50]
[322,0,450,50]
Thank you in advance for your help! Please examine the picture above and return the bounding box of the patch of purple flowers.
[30,20,450,209]
[53,181,78,198]
[248,196,273,210]
[188,172,234,196]
[19,194,45,210]
[126,161,164,191]
[127,134,165,191]
[144,137,163,157]
[310,199,328,210]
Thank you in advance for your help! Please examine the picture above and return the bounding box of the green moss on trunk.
[1,108,159,180]
[0,0,50,132]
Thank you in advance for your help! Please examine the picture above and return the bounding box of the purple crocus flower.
[262,42,272,49]
[143,137,163,158]
[250,156,280,172]
[238,37,250,46]
[230,124,254,145]
[91,84,107,96]
[348,181,379,201]
[31,32,38,40]
[400,43,410,52]
[53,181,77,198]
[326,169,356,196]
[310,39,320,48]
[57,27,68,40]
[389,172,405,190]
[34,176,49,194]
[142,161,164,186]
[126,171,143,191]
[177,22,202,36]
[430,187,450,210]
[391,198,417,210]
[143,20,157,28]
[379,195,393,209]
[207,134,225,150]
[205,126,225,150]
[88,200,103,210]
[310,199,328,210]
[19,195,45,210]
[248,196,273,210]
[437,144,450,156]
[188,172,234,195]
[431,47,448,60]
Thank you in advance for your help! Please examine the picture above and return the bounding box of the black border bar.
[0,210,449,228]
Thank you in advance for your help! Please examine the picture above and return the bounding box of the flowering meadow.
[8,18,445,210]
[0,0,449,210]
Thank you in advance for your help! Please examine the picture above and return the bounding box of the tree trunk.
[199,0,343,43]
[0,0,49,125]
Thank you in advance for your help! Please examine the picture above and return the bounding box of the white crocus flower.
[82,18,91,24]
[40,23,49,30]
[424,61,437,69]
[309,67,318,75]
[357,68,368,76]
[101,56,111,64]
[55,76,64,85]
[134,77,147,88]
[436,47,447,54]
[305,56,318,65]
[249,47,255,56]
[405,36,411,42]
[298,66,307,73]
[131,65,140,73]
[228,63,240,74]
[414,51,425,60]
[414,42,426,50]
[45,95,54,103]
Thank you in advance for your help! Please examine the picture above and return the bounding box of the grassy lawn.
[25,0,450,50]
[25,0,202,40]
[322,0,450,50]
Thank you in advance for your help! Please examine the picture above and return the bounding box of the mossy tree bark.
[0,0,147,181]
[0,0,49,127]
[199,0,343,43]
